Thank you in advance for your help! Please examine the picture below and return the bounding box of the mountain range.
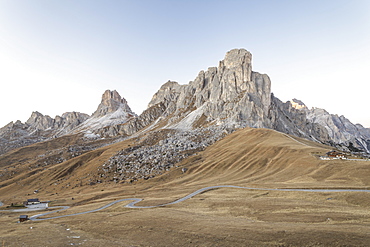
[1,48,370,187]
[1,48,369,158]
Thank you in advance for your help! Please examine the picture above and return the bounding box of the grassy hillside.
[1,127,370,246]
[1,127,369,201]
[157,128,370,189]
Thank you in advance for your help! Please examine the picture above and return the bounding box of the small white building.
[24,198,49,209]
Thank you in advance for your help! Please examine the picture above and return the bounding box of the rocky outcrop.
[98,124,233,183]
[306,108,370,152]
[26,111,55,130]
[0,120,42,155]
[269,96,332,143]
[96,102,166,137]
[94,49,370,154]
[25,111,89,133]
[0,90,136,155]
[148,49,272,130]
[94,49,272,139]
[92,90,134,118]
[0,111,89,155]
[56,112,91,133]
[75,90,137,133]
[269,96,370,153]
[144,49,370,154]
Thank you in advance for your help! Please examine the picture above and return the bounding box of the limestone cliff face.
[25,111,89,132]
[26,111,54,130]
[96,102,166,137]
[145,49,370,153]
[0,89,137,154]
[270,97,370,153]
[306,108,370,152]
[269,96,332,144]
[148,49,272,129]
[98,48,369,153]
[75,90,137,133]
[92,90,134,118]
[0,111,89,155]
[58,112,91,132]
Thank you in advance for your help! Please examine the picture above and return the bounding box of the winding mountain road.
[2,185,370,221]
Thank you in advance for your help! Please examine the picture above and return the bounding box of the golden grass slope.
[1,127,370,246]
[163,128,370,189]
[1,127,369,203]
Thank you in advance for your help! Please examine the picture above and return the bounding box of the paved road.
[29,185,370,221]
[2,185,370,221]
[0,207,53,213]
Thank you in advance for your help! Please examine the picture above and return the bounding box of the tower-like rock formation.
[148,48,272,129]
[75,90,137,133]
[92,90,134,118]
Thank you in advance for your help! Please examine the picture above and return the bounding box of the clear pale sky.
[0,0,369,128]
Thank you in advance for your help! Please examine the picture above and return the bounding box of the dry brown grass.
[1,127,370,246]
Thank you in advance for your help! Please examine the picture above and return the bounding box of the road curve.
[0,185,370,221]
[2,185,370,221]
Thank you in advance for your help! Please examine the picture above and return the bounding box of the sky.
[0,0,369,128]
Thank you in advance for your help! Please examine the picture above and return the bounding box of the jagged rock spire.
[92,90,134,118]
[290,99,307,110]
[148,48,271,129]
[220,48,252,83]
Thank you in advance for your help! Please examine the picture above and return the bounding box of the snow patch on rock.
[169,105,206,130]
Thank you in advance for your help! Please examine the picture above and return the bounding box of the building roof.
[27,198,39,202]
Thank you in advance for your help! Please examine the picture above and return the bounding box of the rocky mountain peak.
[24,110,90,132]
[290,99,307,110]
[219,48,252,83]
[26,111,54,130]
[102,89,123,104]
[222,49,252,67]
[145,48,370,154]
[92,90,134,118]
[146,48,271,130]
[74,89,137,133]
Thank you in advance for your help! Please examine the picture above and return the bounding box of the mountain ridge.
[0,89,135,155]
[0,48,369,156]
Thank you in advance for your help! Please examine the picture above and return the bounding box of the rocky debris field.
[98,125,235,183]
